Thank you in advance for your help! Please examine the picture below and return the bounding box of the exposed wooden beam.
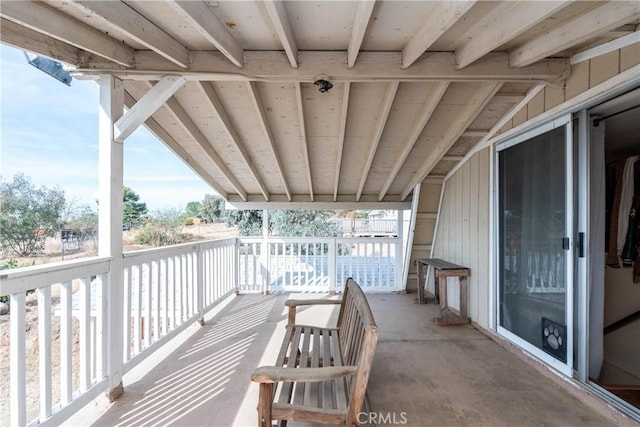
[294,83,314,201]
[226,194,412,210]
[167,0,244,68]
[247,82,292,201]
[347,0,376,68]
[401,82,502,200]
[455,1,571,69]
[0,1,134,66]
[76,51,570,83]
[441,156,464,162]
[263,0,298,68]
[0,18,81,66]
[124,91,229,199]
[378,81,449,201]
[356,81,399,201]
[445,84,545,181]
[416,212,438,219]
[115,76,186,142]
[198,81,270,201]
[461,130,490,137]
[492,93,525,104]
[69,1,190,68]
[162,92,248,201]
[334,82,351,201]
[510,2,640,68]
[571,31,640,65]
[401,1,476,69]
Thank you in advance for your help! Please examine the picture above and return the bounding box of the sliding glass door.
[497,116,574,375]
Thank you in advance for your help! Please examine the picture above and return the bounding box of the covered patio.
[2,1,640,425]
[66,292,615,426]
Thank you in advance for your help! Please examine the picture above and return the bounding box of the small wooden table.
[416,258,470,325]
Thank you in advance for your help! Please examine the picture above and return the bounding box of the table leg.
[416,260,425,304]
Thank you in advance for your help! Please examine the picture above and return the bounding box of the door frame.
[494,113,575,377]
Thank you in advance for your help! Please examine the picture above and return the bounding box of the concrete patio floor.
[66,292,629,427]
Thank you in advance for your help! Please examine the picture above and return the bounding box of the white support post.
[395,210,404,291]
[10,292,26,427]
[197,246,205,325]
[329,238,337,295]
[261,210,270,295]
[98,74,125,402]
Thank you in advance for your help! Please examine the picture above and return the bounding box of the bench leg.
[257,383,273,427]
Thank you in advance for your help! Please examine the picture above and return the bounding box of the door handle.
[577,232,585,258]
[562,237,570,251]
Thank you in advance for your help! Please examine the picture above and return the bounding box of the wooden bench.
[251,278,378,426]
[416,258,470,326]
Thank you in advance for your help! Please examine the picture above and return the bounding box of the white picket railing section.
[121,238,237,368]
[0,235,400,426]
[238,236,400,294]
[0,257,111,427]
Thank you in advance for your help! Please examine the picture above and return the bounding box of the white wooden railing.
[121,238,236,369]
[1,235,400,426]
[0,257,111,427]
[238,236,401,293]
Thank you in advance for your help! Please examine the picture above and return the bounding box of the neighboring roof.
[1,1,639,208]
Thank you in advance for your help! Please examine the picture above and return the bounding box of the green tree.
[199,194,225,223]
[270,210,341,237]
[123,186,148,229]
[223,209,263,236]
[185,201,201,218]
[0,174,66,256]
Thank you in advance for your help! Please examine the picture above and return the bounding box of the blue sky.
[0,45,215,212]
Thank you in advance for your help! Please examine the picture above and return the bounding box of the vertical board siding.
[497,44,639,135]
[434,46,640,328]
[432,148,491,327]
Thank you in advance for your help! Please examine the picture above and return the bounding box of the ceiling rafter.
[76,51,569,83]
[401,1,476,69]
[0,18,81,66]
[166,0,244,68]
[461,130,490,137]
[115,76,186,143]
[294,83,314,201]
[247,82,292,201]
[68,1,190,68]
[198,81,270,201]
[333,82,351,201]
[159,88,248,201]
[509,1,640,68]
[263,0,298,68]
[401,82,503,200]
[378,81,449,201]
[455,1,571,69]
[356,81,399,201]
[347,0,376,68]
[124,91,229,200]
[0,1,134,67]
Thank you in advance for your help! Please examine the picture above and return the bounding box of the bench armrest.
[251,366,358,383]
[285,299,342,325]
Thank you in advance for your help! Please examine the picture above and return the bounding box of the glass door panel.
[498,124,573,371]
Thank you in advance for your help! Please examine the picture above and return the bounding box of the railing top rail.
[239,236,400,244]
[123,237,237,261]
[0,256,111,295]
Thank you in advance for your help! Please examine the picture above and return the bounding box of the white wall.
[432,148,491,328]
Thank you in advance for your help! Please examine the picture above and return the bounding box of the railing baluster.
[37,286,52,420]
[10,292,26,427]
[79,277,91,391]
[161,258,168,337]
[168,256,175,331]
[153,260,160,342]
[133,264,142,355]
[60,281,72,405]
[143,262,151,348]
[123,267,132,362]
[96,273,107,379]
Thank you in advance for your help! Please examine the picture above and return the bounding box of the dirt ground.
[0,222,237,425]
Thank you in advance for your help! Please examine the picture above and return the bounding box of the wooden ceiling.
[2,1,639,208]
